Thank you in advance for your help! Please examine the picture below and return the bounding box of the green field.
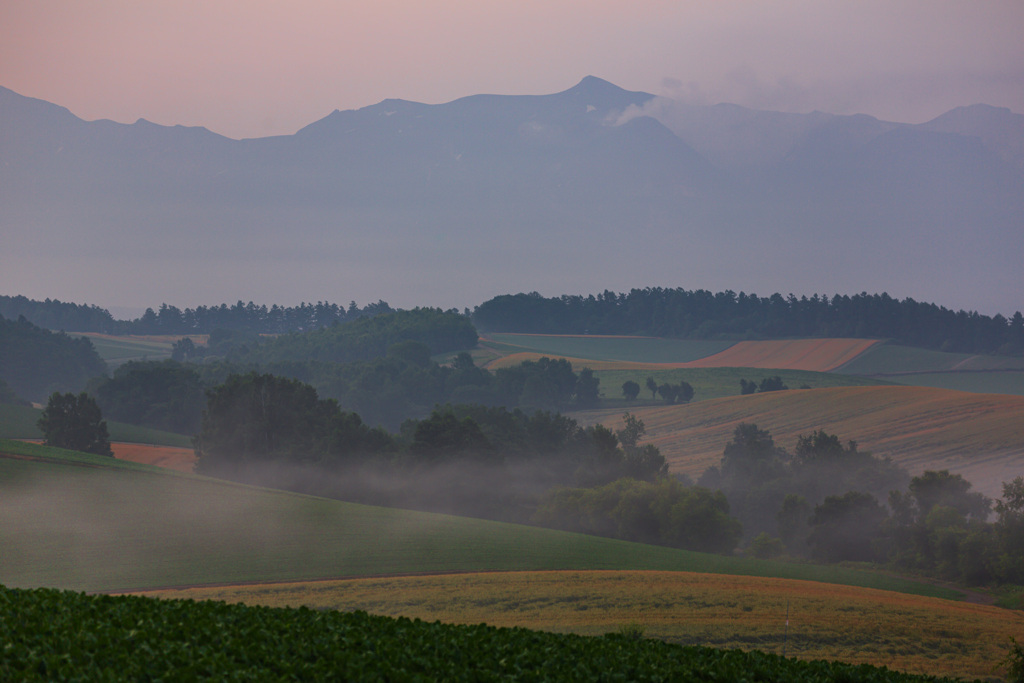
[0,440,961,599]
[0,403,192,447]
[482,333,735,363]
[589,367,890,403]
[837,343,1024,375]
[76,333,175,366]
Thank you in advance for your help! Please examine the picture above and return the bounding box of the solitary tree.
[37,392,113,456]
[620,380,639,402]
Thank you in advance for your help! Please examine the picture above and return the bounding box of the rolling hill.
[0,439,958,598]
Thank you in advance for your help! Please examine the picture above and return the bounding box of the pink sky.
[3,0,1023,139]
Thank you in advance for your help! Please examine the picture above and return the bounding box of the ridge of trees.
[0,295,397,335]
[8,287,1024,356]
[473,289,1024,355]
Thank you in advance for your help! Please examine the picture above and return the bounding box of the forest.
[474,289,1024,354]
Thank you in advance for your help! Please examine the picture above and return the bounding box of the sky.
[2,0,1023,140]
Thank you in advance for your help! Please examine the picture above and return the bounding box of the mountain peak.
[557,76,653,113]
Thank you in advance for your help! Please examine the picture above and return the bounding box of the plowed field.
[111,443,195,473]
[137,570,1024,680]
[574,386,1024,498]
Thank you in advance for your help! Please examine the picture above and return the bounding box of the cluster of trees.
[533,478,740,554]
[246,308,478,364]
[699,425,910,545]
[702,423,1024,586]
[88,360,206,434]
[621,377,695,404]
[193,374,696,530]
[739,376,789,395]
[0,296,117,334]
[36,392,112,456]
[0,315,107,403]
[473,289,1024,355]
[0,295,398,335]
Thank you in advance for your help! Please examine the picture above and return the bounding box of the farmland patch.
[137,570,1024,680]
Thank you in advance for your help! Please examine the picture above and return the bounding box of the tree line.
[0,314,107,403]
[0,295,397,335]
[473,289,1024,355]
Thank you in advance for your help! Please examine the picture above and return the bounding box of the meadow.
[0,402,192,447]
[0,440,960,600]
[137,570,1024,681]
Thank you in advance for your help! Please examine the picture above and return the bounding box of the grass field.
[837,343,1024,375]
[0,440,961,600]
[886,370,1024,396]
[0,403,192,447]
[571,385,1024,499]
[137,570,1024,681]
[591,367,888,404]
[74,333,208,367]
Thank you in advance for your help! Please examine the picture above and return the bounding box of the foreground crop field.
[0,440,959,600]
[572,386,1024,498]
[2,585,974,683]
[139,570,1024,681]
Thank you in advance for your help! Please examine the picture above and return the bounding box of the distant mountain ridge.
[1,78,1021,315]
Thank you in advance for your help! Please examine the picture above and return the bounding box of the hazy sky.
[3,0,1022,140]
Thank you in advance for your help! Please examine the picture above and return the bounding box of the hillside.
[0,439,958,599]
[572,386,1024,498]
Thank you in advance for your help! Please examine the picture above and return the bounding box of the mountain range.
[2,76,1021,314]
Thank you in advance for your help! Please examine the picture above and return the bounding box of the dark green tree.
[758,376,788,392]
[657,383,678,404]
[194,372,390,477]
[621,380,640,401]
[574,367,601,408]
[409,411,493,463]
[807,491,887,562]
[645,376,658,400]
[37,392,112,456]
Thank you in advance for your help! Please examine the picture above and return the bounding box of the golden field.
[137,570,1024,680]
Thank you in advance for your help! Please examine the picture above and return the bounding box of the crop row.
[0,585,975,682]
